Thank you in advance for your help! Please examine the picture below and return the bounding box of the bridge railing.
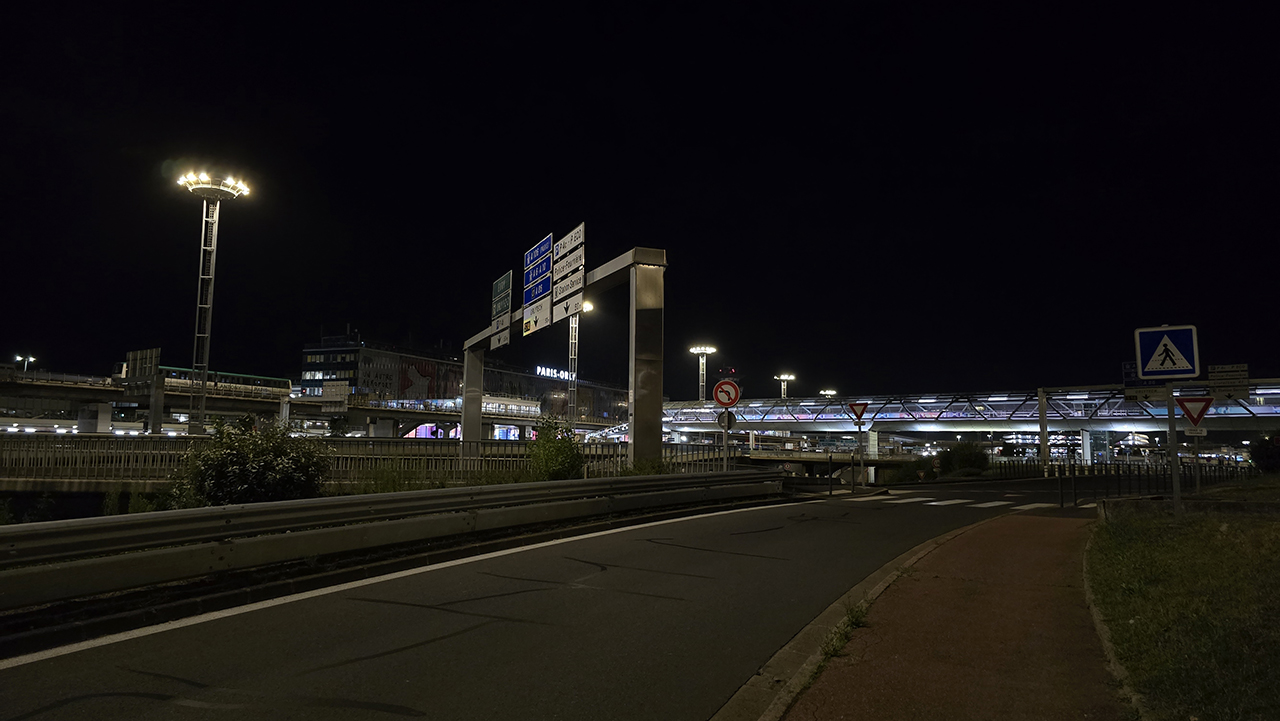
[0,436,732,489]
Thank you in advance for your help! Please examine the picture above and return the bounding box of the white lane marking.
[924,499,974,506]
[882,497,934,504]
[1079,503,1097,509]
[845,495,889,502]
[886,490,919,495]
[0,500,820,671]
[968,501,1014,508]
[1011,503,1057,511]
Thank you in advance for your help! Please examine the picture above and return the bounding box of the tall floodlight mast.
[689,346,716,401]
[176,172,249,434]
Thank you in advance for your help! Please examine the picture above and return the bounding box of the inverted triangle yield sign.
[1175,396,1214,426]
[848,402,869,421]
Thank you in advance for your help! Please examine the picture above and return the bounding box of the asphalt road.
[0,479,1067,721]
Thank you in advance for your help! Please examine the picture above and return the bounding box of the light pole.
[14,355,35,372]
[689,346,717,401]
[568,300,594,430]
[176,172,249,434]
[774,373,795,398]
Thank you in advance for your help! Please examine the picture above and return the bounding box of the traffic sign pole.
[1166,383,1182,515]
[858,421,865,486]
[1194,435,1201,494]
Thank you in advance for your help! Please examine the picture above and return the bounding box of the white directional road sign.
[553,293,584,323]
[553,223,584,261]
[523,298,550,336]
[490,328,510,350]
[553,268,585,304]
[1208,364,1249,401]
[550,224,586,324]
[553,245,584,281]
[1135,325,1199,380]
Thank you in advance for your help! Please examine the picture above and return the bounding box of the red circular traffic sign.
[713,380,741,408]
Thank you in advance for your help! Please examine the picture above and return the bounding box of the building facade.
[299,334,628,425]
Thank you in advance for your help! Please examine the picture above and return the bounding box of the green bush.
[528,416,584,481]
[170,416,330,506]
[938,442,990,475]
[1250,434,1280,473]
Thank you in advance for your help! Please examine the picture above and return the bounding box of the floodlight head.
[582,301,594,312]
[775,373,795,381]
[819,389,837,396]
[178,172,250,200]
[689,346,717,355]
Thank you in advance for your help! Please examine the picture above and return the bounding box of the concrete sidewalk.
[781,510,1128,721]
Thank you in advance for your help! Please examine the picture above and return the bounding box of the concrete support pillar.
[145,375,166,434]
[1038,388,1049,476]
[628,262,664,466]
[461,345,484,442]
[1080,430,1092,465]
[78,403,113,434]
[279,397,291,424]
[368,418,395,438]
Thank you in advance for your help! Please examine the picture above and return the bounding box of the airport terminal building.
[298,334,629,428]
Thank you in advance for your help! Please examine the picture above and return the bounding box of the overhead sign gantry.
[464,228,666,466]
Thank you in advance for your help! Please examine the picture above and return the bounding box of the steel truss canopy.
[663,381,1280,434]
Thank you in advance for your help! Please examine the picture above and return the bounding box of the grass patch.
[1087,511,1280,720]
[1193,472,1280,503]
[820,599,870,658]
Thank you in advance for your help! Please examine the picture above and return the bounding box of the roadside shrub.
[528,416,584,481]
[937,442,990,475]
[170,415,330,506]
[1250,434,1280,472]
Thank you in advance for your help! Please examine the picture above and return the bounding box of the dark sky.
[5,6,1277,400]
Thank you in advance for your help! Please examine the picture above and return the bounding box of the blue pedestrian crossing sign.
[1134,325,1199,380]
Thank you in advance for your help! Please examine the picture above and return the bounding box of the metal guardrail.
[0,437,732,489]
[0,470,785,611]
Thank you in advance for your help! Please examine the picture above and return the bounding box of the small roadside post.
[1135,325,1200,515]
[713,379,741,472]
[848,402,869,486]
[1176,396,1213,494]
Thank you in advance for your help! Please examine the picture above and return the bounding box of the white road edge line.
[882,497,934,504]
[968,501,1014,508]
[1011,503,1057,510]
[924,499,973,506]
[0,499,819,671]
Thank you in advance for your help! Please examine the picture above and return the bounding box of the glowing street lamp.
[176,172,250,433]
[819,389,837,397]
[14,355,35,372]
[689,346,717,401]
[774,373,795,399]
[568,300,595,427]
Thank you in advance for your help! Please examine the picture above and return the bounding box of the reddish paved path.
[783,512,1128,721]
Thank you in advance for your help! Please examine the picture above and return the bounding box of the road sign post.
[1176,396,1213,494]
[714,380,741,472]
[1136,325,1199,516]
[848,402,868,486]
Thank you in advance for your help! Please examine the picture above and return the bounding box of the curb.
[709,511,1013,721]
[1082,528,1154,721]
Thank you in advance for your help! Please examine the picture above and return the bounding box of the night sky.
[6,6,1277,400]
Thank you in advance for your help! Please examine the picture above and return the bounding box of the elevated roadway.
[662,381,1280,435]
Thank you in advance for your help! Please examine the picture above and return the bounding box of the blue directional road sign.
[1135,325,1199,380]
[524,234,553,270]
[524,274,553,306]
